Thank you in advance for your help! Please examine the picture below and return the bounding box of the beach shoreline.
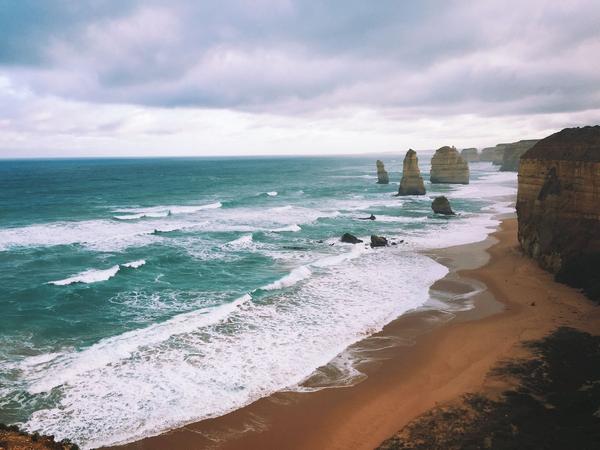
[112,216,600,450]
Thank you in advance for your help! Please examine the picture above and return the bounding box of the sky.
[0,0,599,158]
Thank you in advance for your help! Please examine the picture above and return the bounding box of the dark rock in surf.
[341,233,363,244]
[370,235,388,247]
[431,196,455,215]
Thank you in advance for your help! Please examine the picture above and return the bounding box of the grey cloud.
[1,0,599,117]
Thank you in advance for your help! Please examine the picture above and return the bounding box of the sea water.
[0,155,516,448]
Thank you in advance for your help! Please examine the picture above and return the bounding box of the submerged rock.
[370,235,388,247]
[516,125,600,302]
[376,160,390,184]
[430,146,469,184]
[431,196,455,215]
[461,148,479,162]
[398,149,426,195]
[341,233,363,244]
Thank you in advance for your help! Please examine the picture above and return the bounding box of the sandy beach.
[112,218,600,450]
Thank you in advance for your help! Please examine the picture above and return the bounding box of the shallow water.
[0,155,516,448]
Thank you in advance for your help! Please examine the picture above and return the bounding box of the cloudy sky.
[1,0,599,157]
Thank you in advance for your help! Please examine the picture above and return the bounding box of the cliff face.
[461,148,479,162]
[376,160,389,184]
[499,139,539,172]
[398,149,426,195]
[516,126,600,301]
[480,145,506,164]
[430,146,469,184]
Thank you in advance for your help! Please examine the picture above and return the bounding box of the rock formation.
[376,160,389,184]
[0,423,79,449]
[398,149,426,195]
[480,145,506,164]
[341,233,363,244]
[461,148,479,162]
[370,235,388,247]
[499,139,540,172]
[431,196,455,215]
[430,146,469,184]
[516,126,600,302]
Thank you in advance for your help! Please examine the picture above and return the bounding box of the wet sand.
[113,218,600,450]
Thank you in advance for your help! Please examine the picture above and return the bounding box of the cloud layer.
[1,0,599,156]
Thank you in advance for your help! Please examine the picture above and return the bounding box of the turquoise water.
[0,156,516,448]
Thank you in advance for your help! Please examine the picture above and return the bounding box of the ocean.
[0,155,516,448]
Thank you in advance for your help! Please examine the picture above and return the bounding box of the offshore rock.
[370,235,388,247]
[376,160,390,184]
[516,126,600,302]
[341,233,363,244]
[461,148,479,162]
[431,196,455,215]
[430,146,469,184]
[499,139,540,172]
[398,149,426,195]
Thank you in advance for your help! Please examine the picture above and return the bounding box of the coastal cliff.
[480,145,505,164]
[499,139,539,172]
[397,149,426,195]
[376,160,389,184]
[430,146,469,184]
[460,148,479,162]
[516,126,600,301]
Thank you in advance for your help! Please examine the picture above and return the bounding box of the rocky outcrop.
[341,233,363,244]
[480,145,506,164]
[370,235,388,247]
[431,196,455,215]
[430,146,469,184]
[0,423,79,449]
[376,160,389,184]
[461,148,479,162]
[499,139,539,172]
[398,149,426,195]
[516,126,600,302]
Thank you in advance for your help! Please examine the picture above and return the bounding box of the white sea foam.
[114,202,222,216]
[114,211,170,220]
[49,266,121,286]
[266,191,278,196]
[22,250,447,449]
[449,171,517,200]
[271,224,301,232]
[49,260,146,286]
[262,266,312,290]
[24,294,253,395]
[226,234,254,250]
[122,259,146,269]
[0,203,338,252]
[374,215,429,223]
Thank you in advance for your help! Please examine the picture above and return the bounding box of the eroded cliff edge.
[499,139,539,172]
[516,126,600,302]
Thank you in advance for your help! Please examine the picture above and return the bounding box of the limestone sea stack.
[430,146,469,184]
[397,149,426,195]
[516,125,600,301]
[461,148,479,162]
[499,139,540,172]
[376,160,389,184]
